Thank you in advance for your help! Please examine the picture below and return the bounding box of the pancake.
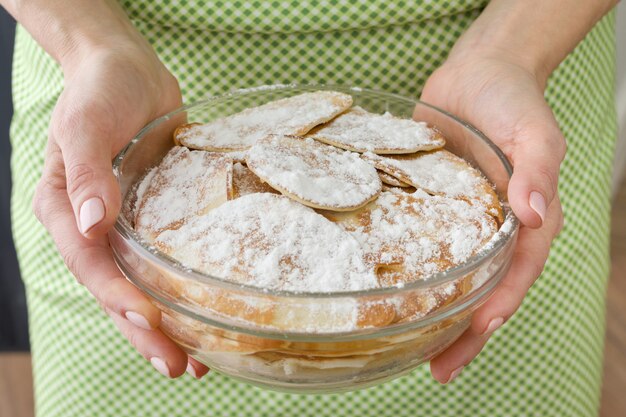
[175,91,352,151]
[134,146,232,242]
[246,134,382,211]
[309,106,445,154]
[363,149,503,222]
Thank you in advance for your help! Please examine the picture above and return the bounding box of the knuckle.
[544,127,567,162]
[528,262,545,283]
[167,72,181,92]
[65,163,97,198]
[95,297,109,314]
[32,169,68,226]
[556,213,565,235]
[497,281,523,318]
[58,241,84,282]
[31,186,47,225]
[61,248,80,277]
[522,255,546,282]
[533,165,559,198]
[52,100,114,148]
[127,329,144,355]
[517,248,546,281]
[51,106,86,141]
[557,138,567,162]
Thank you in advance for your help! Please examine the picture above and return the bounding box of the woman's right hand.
[31,40,210,379]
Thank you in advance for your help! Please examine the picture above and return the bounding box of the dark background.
[1,8,29,351]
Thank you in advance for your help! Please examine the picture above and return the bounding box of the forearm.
[449,0,619,87]
[1,0,151,71]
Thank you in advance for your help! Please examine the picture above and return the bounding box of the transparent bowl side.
[110,85,519,342]
[156,298,475,394]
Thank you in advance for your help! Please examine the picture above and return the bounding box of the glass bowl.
[109,85,519,393]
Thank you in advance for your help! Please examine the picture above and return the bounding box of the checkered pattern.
[9,2,616,416]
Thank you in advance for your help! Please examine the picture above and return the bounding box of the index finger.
[34,139,161,329]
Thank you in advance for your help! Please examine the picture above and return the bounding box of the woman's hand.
[31,42,209,379]
[417,0,619,387]
[421,54,565,384]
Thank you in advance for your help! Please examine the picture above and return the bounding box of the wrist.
[444,13,553,90]
[11,0,156,75]
[445,42,550,90]
[55,18,155,77]
[445,0,617,92]
[58,30,158,79]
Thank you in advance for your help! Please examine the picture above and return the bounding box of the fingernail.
[150,357,170,378]
[79,197,105,234]
[483,317,504,335]
[529,191,546,224]
[186,362,199,379]
[447,366,464,383]
[125,311,152,330]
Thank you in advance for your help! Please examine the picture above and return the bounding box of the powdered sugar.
[309,106,445,154]
[324,190,497,286]
[134,167,158,210]
[155,193,379,292]
[176,91,352,151]
[246,135,382,210]
[363,149,502,220]
[134,147,232,241]
[121,166,157,226]
[132,94,504,299]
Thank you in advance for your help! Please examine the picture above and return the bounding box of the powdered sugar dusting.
[155,193,379,292]
[246,135,382,210]
[363,149,502,220]
[324,190,497,286]
[135,147,232,241]
[309,106,445,154]
[121,166,158,226]
[176,91,353,151]
[134,167,158,210]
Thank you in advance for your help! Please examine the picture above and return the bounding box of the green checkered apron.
[10,1,617,416]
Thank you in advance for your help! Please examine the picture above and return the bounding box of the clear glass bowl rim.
[112,84,519,302]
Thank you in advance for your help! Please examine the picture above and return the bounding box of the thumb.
[507,117,566,229]
[60,133,122,238]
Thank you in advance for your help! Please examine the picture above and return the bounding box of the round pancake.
[246,134,382,211]
[134,146,232,242]
[324,190,497,286]
[155,193,380,292]
[308,106,445,154]
[363,149,503,222]
[175,91,353,151]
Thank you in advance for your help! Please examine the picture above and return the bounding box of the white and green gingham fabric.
[10,1,617,416]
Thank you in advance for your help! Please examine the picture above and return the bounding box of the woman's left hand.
[420,53,566,384]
